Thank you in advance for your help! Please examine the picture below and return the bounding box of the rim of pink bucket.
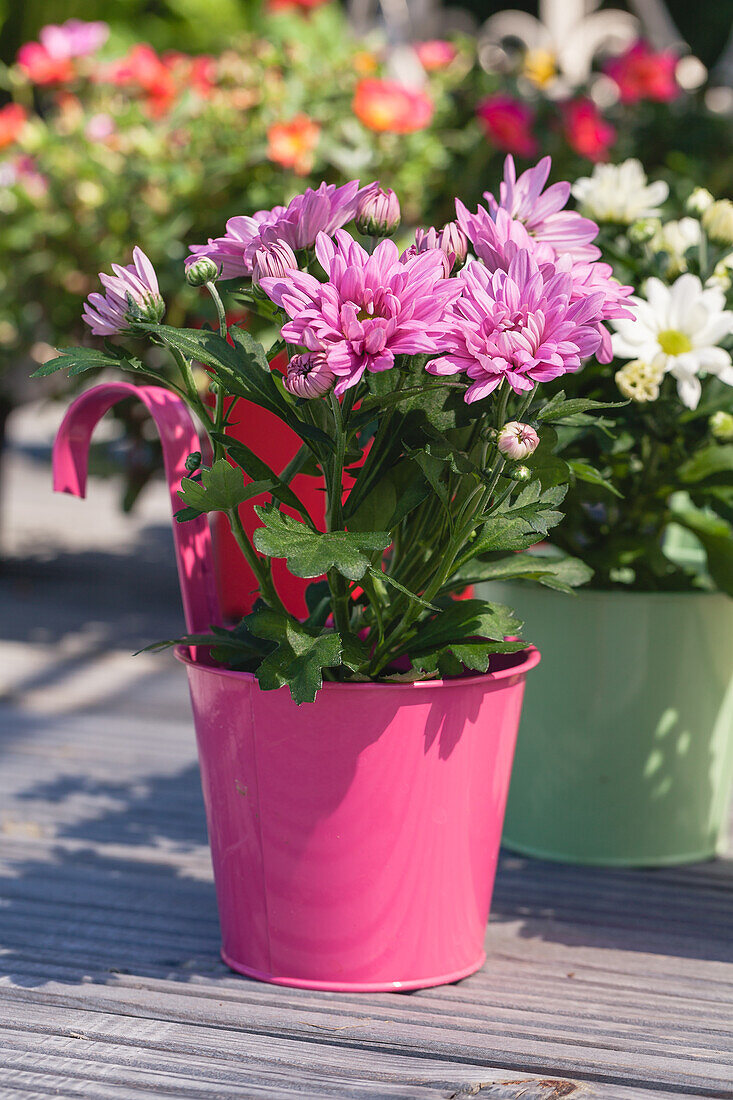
[174,642,540,690]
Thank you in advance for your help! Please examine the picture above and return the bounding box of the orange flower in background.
[267,114,320,175]
[354,51,378,76]
[0,103,28,149]
[353,78,433,134]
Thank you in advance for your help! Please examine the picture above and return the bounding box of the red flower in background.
[267,115,321,175]
[415,40,457,71]
[562,98,616,161]
[267,0,329,9]
[104,44,178,116]
[476,95,538,157]
[0,103,28,149]
[353,78,433,133]
[604,40,678,104]
[17,41,74,84]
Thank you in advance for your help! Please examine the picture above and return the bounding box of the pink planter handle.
[52,382,221,638]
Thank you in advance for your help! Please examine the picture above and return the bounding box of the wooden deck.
[1,405,732,1099]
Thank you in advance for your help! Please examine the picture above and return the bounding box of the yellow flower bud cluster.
[615,359,664,403]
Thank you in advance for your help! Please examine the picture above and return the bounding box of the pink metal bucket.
[53,383,539,991]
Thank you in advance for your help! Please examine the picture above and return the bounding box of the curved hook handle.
[53,382,221,638]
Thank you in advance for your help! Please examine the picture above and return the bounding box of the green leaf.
[448,552,592,593]
[31,345,146,378]
[536,394,627,422]
[680,445,733,483]
[411,637,528,677]
[469,484,567,556]
[568,459,623,498]
[253,503,390,581]
[248,607,343,704]
[368,566,439,611]
[410,598,522,652]
[212,433,314,524]
[669,506,733,596]
[178,459,249,514]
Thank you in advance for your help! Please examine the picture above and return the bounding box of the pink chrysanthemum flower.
[187,182,370,280]
[556,256,635,363]
[260,229,461,395]
[485,155,600,262]
[426,252,605,402]
[456,203,556,273]
[186,208,286,280]
[284,351,335,399]
[82,247,164,335]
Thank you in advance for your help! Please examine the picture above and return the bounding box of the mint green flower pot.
[485,585,733,867]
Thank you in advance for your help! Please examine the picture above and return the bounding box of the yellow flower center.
[522,49,557,87]
[657,329,692,356]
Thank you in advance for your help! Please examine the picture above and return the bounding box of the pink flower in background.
[485,156,600,262]
[83,247,165,335]
[563,99,616,162]
[17,42,74,84]
[85,113,116,142]
[604,40,678,104]
[39,19,109,59]
[260,229,460,395]
[188,182,368,279]
[426,252,605,401]
[415,40,457,71]
[476,96,538,157]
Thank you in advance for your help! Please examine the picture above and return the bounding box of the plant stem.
[228,506,287,615]
[205,281,228,339]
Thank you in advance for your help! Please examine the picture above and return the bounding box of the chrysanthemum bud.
[185,256,220,287]
[686,187,714,215]
[438,220,469,270]
[628,217,660,245]
[702,199,733,245]
[185,451,202,472]
[251,241,298,288]
[710,410,733,442]
[355,184,401,237]
[497,421,540,461]
[509,464,532,482]
[284,351,335,399]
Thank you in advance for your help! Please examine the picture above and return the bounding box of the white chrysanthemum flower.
[706,253,733,293]
[686,187,714,215]
[572,160,669,225]
[611,273,733,410]
[650,217,701,275]
[615,359,664,403]
[702,199,733,245]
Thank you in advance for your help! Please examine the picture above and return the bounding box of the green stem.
[227,507,287,615]
[205,281,228,339]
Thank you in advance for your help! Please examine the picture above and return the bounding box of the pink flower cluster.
[187,182,369,280]
[85,160,634,405]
